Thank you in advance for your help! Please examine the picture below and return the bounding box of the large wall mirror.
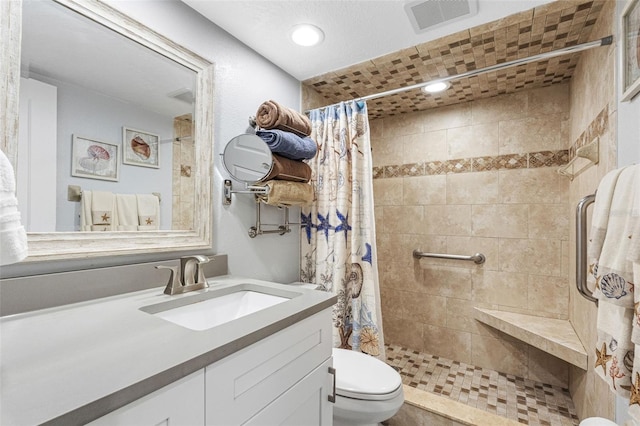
[0,0,214,261]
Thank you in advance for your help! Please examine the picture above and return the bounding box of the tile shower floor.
[385,344,580,426]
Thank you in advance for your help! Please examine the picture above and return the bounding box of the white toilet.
[332,348,404,426]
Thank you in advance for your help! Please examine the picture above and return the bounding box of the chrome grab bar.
[413,249,486,264]
[576,193,598,304]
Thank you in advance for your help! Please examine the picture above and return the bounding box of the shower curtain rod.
[306,35,612,112]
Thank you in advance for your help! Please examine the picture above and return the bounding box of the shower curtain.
[300,100,385,359]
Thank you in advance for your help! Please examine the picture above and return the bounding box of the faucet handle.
[182,255,209,264]
[156,265,180,295]
[180,255,210,286]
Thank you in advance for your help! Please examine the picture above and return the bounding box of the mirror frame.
[0,0,214,262]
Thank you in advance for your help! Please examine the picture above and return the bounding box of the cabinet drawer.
[245,358,333,426]
[205,308,332,425]
[88,370,205,426]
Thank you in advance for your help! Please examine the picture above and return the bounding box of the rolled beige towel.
[261,154,312,183]
[256,180,314,207]
[256,100,312,137]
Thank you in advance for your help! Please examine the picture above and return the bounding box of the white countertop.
[0,276,336,425]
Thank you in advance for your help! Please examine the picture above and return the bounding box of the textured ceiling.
[182,0,555,80]
[303,1,606,119]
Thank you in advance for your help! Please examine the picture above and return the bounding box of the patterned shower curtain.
[300,101,385,359]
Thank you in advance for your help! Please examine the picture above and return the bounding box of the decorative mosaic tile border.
[385,343,580,426]
[373,149,569,179]
[303,1,606,119]
[569,105,609,159]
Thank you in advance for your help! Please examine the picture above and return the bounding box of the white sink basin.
[143,288,290,331]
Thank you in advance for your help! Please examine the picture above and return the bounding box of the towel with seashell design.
[588,165,639,418]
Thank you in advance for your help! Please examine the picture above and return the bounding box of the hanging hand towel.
[255,180,314,207]
[115,194,138,231]
[136,194,159,230]
[588,167,628,264]
[0,149,28,265]
[0,212,29,265]
[262,154,312,183]
[256,100,312,137]
[80,190,92,231]
[91,191,115,231]
[623,165,640,424]
[590,165,639,397]
[256,129,317,160]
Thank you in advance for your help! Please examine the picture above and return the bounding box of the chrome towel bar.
[576,193,598,304]
[413,249,486,264]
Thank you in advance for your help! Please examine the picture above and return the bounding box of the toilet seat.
[332,348,403,401]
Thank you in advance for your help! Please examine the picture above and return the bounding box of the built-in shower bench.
[474,308,588,370]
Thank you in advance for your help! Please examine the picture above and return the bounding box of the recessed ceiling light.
[290,24,325,47]
[422,81,451,93]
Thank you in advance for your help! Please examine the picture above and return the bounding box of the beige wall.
[172,114,195,230]
[372,84,572,387]
[567,0,617,420]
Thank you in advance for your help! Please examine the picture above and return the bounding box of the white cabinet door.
[205,309,332,425]
[245,358,334,426]
[17,77,57,232]
[88,370,205,426]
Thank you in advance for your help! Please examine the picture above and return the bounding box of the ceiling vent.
[404,0,478,34]
[167,88,194,105]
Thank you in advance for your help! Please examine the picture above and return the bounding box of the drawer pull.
[328,366,336,403]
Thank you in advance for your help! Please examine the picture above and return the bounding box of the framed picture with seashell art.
[71,135,119,181]
[622,0,640,101]
[122,127,159,168]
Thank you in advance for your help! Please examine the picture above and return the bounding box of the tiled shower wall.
[566,0,617,420]
[372,84,572,388]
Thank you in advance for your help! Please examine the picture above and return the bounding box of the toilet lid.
[332,348,402,400]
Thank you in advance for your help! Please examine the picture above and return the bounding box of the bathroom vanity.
[0,277,337,425]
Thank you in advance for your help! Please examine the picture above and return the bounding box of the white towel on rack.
[588,167,627,264]
[0,149,28,265]
[136,194,159,230]
[591,165,640,398]
[628,166,640,424]
[0,222,29,265]
[115,194,138,231]
[91,191,115,231]
[630,167,640,264]
[80,190,92,231]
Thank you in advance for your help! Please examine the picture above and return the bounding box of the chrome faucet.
[156,255,210,295]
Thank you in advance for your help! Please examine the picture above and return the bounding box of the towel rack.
[248,200,291,238]
[558,138,599,180]
[223,179,268,205]
[576,193,598,304]
[67,185,161,202]
[223,179,299,238]
[412,249,486,264]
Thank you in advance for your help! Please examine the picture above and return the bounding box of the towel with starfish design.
[90,191,115,231]
[136,194,159,230]
[591,165,639,397]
